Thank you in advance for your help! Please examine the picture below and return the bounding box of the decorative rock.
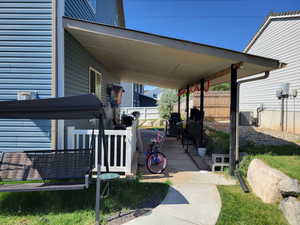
[279,178,300,197]
[143,120,154,127]
[247,159,295,204]
[279,197,300,225]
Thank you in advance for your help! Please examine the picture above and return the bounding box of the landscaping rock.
[143,120,154,127]
[247,159,295,204]
[279,178,300,197]
[279,197,300,225]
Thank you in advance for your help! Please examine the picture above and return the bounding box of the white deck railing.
[67,120,138,175]
[120,107,159,120]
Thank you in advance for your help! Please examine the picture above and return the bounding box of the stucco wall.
[259,110,300,134]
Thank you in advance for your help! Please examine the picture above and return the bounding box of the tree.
[158,89,178,119]
[211,83,230,91]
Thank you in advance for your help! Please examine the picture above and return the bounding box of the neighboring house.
[139,94,157,107]
[121,82,144,107]
[240,11,300,134]
[0,0,125,151]
[144,87,163,100]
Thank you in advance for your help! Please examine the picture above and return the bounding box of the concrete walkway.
[125,131,235,225]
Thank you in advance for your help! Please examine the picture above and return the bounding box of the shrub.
[158,89,178,119]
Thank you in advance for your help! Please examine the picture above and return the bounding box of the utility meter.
[281,83,290,98]
[276,89,283,99]
[292,89,298,98]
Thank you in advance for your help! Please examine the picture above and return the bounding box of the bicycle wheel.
[146,152,167,174]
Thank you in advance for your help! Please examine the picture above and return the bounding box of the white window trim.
[89,67,102,98]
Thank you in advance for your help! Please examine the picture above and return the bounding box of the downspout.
[234,71,270,192]
[236,71,270,162]
[51,0,57,150]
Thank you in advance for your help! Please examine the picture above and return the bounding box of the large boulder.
[247,159,300,204]
[279,197,300,225]
[279,178,300,197]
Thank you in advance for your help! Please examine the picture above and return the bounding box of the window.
[89,67,102,98]
[140,85,144,94]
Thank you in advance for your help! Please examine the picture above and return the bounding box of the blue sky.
[123,0,299,90]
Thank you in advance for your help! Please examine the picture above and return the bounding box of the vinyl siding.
[65,0,96,21]
[120,82,133,107]
[0,0,53,151]
[64,0,123,132]
[64,31,119,129]
[240,17,300,113]
[95,0,121,26]
[121,83,145,107]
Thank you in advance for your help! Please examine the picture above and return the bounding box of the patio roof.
[63,17,285,89]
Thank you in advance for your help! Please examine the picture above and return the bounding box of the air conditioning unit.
[17,91,38,100]
[239,111,253,126]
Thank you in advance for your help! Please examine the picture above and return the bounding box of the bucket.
[197,147,207,157]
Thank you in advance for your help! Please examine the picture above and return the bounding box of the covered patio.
[63,16,284,175]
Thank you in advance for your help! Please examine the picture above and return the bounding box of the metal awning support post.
[185,85,190,152]
[229,64,238,176]
[95,116,103,225]
[178,89,181,115]
[186,85,190,121]
[200,79,205,147]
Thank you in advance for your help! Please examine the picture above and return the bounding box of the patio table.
[100,173,120,198]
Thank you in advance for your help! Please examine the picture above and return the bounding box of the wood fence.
[175,91,230,121]
[193,91,230,120]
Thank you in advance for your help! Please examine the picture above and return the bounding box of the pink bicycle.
[146,130,167,174]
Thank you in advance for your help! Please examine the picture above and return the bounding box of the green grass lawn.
[0,180,169,225]
[205,128,229,155]
[251,155,300,181]
[217,186,289,225]
[205,127,300,180]
[239,144,300,181]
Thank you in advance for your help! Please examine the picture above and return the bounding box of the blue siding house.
[121,82,144,107]
[0,0,125,151]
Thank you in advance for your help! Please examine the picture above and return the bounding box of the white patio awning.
[63,17,285,89]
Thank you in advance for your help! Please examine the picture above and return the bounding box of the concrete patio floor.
[124,130,236,225]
